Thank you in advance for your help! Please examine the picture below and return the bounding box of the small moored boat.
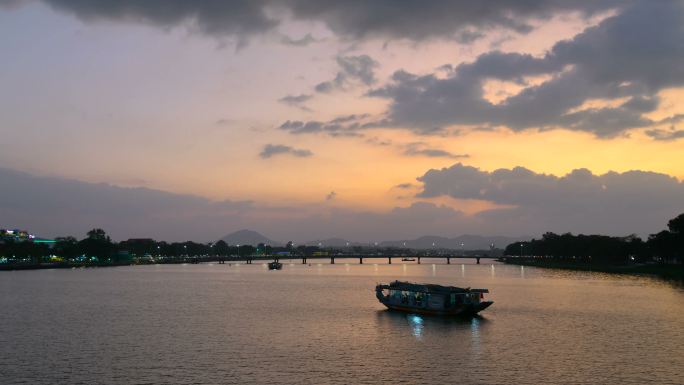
[376,280,492,316]
[268,261,283,270]
[401,258,416,261]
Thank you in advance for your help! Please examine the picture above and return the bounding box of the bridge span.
[222,254,498,265]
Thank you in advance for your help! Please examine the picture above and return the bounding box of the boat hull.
[268,262,283,270]
[380,301,493,316]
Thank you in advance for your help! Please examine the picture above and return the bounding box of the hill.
[220,230,280,246]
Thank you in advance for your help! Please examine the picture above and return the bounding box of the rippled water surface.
[1,260,683,384]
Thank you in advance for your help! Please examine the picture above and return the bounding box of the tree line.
[0,231,345,265]
[504,213,684,264]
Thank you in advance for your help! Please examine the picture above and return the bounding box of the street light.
[520,243,524,258]
[236,244,240,258]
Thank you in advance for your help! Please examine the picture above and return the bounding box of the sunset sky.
[1,0,683,242]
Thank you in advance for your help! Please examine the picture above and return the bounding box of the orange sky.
[1,1,683,239]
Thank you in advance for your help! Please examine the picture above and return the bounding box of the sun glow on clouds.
[481,74,554,105]
[1,1,684,240]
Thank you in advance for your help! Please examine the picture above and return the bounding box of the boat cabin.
[376,280,489,311]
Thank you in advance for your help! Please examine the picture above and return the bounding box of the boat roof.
[378,280,488,294]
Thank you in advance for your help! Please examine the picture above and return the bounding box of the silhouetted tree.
[505,213,684,264]
[78,228,114,262]
[667,213,684,234]
[54,236,79,261]
[214,240,229,256]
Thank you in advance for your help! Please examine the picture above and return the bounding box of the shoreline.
[501,258,684,281]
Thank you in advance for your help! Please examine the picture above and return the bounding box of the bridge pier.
[359,257,363,264]
[302,257,307,264]
[417,257,421,264]
[476,257,481,264]
[447,257,450,264]
[388,256,392,264]
[331,256,335,264]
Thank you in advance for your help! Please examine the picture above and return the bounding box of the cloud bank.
[367,1,684,137]
[2,166,682,242]
[24,0,625,41]
[417,163,684,236]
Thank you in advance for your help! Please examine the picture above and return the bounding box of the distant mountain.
[220,229,280,246]
[380,234,530,250]
[219,230,528,250]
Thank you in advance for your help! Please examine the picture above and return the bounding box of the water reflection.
[470,316,481,355]
[375,310,488,343]
[409,314,424,339]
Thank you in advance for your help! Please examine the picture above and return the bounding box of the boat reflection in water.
[375,309,487,344]
[408,314,424,339]
[376,280,493,316]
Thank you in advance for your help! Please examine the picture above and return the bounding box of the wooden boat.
[401,257,416,261]
[268,261,283,270]
[375,280,492,316]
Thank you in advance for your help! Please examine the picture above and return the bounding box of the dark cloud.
[259,144,313,159]
[40,0,277,42]
[645,128,684,141]
[366,136,392,146]
[281,0,623,41]
[20,0,626,42]
[215,118,234,126]
[455,29,486,44]
[403,143,469,159]
[394,183,415,189]
[367,1,684,138]
[315,55,379,93]
[416,163,684,236]
[278,94,313,111]
[330,114,369,124]
[657,114,684,125]
[279,114,390,136]
[279,119,347,135]
[280,33,317,46]
[279,94,312,105]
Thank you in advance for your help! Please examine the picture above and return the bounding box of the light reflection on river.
[1,259,682,384]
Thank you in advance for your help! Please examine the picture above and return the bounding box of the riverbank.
[501,258,684,281]
[0,261,136,271]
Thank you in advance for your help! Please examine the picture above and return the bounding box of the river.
[1,260,682,384]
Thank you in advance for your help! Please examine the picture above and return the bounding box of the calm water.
[1,260,682,385]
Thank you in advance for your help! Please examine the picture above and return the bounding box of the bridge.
[209,254,499,265]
